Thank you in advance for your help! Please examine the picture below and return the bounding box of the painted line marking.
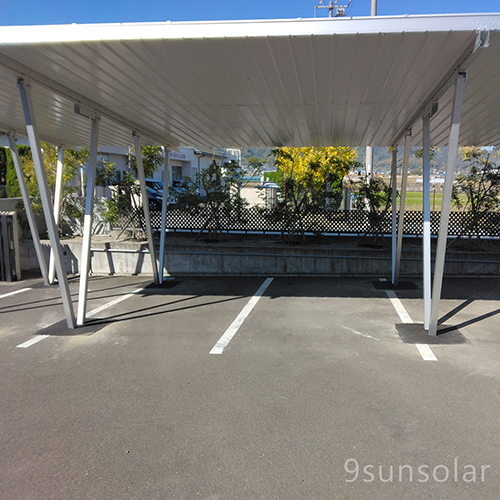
[0,288,31,299]
[385,289,414,324]
[16,287,145,348]
[416,343,438,361]
[86,287,145,318]
[210,277,274,354]
[379,278,438,361]
[17,335,50,349]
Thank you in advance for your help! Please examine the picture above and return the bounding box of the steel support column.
[6,132,49,285]
[159,147,170,284]
[390,146,398,284]
[365,146,373,181]
[76,115,100,326]
[422,113,432,330]
[394,133,411,285]
[133,134,159,284]
[49,146,65,284]
[429,72,467,336]
[18,78,75,329]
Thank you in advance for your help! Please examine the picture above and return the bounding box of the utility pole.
[365,0,377,181]
[315,0,352,18]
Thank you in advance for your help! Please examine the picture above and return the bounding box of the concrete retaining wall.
[18,237,500,278]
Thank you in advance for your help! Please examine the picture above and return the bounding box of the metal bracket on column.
[133,133,159,284]
[6,131,49,286]
[474,29,490,51]
[17,77,75,329]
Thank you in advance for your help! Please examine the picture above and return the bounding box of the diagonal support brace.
[18,78,75,329]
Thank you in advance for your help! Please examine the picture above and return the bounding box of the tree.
[4,144,85,234]
[173,158,263,241]
[349,175,394,247]
[0,147,7,198]
[127,145,163,178]
[451,146,500,241]
[99,146,163,237]
[270,146,359,242]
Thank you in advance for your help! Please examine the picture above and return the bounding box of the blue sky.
[0,0,499,25]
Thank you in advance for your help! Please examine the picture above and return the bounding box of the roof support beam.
[6,132,49,286]
[77,115,100,326]
[389,34,478,148]
[18,77,75,329]
[429,71,467,336]
[133,133,159,285]
[422,112,432,330]
[159,147,171,284]
[394,133,411,286]
[48,146,65,284]
[390,146,398,284]
[0,52,172,148]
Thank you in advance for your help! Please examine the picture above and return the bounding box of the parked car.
[255,181,280,189]
[145,179,164,209]
[254,181,282,203]
[145,179,194,208]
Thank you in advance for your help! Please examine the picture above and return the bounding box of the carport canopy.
[0,13,499,149]
[0,12,499,336]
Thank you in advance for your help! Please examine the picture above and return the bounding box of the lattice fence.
[118,207,500,238]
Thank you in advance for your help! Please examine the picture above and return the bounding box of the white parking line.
[16,335,50,349]
[16,287,145,349]
[0,288,31,299]
[416,343,438,361]
[379,278,438,361]
[86,287,145,318]
[210,277,274,354]
[385,289,414,324]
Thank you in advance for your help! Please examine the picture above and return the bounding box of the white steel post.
[422,113,432,330]
[49,146,65,284]
[394,133,411,285]
[6,132,49,285]
[365,146,373,181]
[18,78,75,329]
[390,146,398,284]
[159,147,171,284]
[429,72,467,336]
[133,134,159,284]
[77,115,100,326]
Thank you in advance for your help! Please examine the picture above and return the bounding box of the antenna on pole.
[315,0,353,18]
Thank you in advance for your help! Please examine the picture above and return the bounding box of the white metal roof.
[0,13,499,149]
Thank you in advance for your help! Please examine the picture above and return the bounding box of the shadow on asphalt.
[396,323,469,345]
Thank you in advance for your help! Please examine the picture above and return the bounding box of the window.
[172,166,183,182]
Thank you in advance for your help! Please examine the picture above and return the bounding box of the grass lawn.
[397,191,467,211]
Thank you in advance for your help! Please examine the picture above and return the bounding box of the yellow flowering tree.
[273,146,358,208]
[271,146,359,242]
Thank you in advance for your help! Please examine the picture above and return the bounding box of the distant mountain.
[356,147,469,176]
[237,146,470,175]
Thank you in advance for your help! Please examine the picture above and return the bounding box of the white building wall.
[69,146,234,197]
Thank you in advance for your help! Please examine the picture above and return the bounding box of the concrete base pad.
[396,322,469,344]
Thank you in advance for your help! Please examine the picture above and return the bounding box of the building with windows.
[74,145,238,196]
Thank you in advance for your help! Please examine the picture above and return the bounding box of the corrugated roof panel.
[0,15,499,149]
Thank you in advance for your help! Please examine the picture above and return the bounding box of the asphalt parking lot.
[0,274,499,500]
